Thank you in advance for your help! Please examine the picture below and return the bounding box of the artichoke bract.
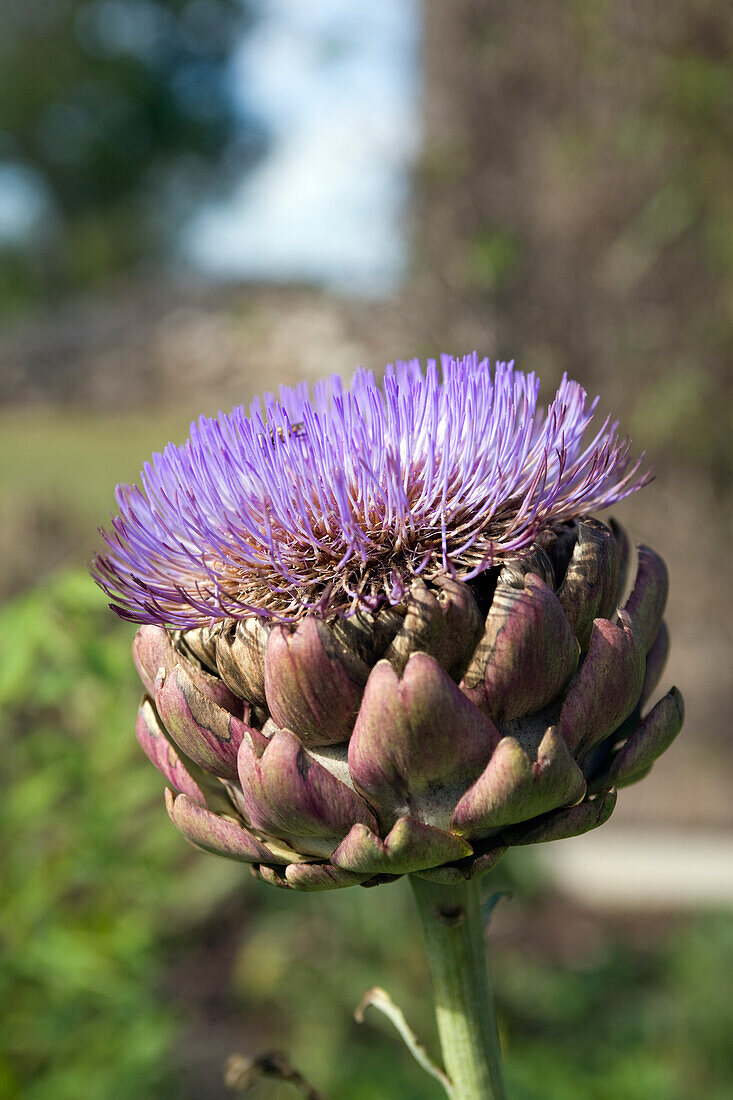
[130,518,682,890]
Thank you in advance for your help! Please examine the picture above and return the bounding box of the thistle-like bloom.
[93,355,647,625]
[92,355,683,890]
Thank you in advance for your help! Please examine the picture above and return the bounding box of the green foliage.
[498,913,733,1099]
[231,887,733,1100]
[0,571,239,1098]
[0,0,264,304]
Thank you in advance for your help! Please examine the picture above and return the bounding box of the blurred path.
[541,826,733,908]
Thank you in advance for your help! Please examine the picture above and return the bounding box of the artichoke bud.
[330,606,404,666]
[263,617,370,747]
[537,521,577,585]
[497,546,555,590]
[384,577,483,680]
[556,518,623,650]
[215,617,272,707]
[94,360,684,892]
[173,625,219,674]
[133,515,684,891]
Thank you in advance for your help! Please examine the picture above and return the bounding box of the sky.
[184,0,421,297]
[0,0,420,298]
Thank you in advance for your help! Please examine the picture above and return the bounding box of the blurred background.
[1,2,732,1097]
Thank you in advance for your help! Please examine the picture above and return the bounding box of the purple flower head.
[92,354,648,627]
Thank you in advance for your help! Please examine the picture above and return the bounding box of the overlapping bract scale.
[132,518,683,890]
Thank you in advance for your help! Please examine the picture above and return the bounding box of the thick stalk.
[410,875,506,1100]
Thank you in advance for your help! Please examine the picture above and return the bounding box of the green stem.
[410,876,507,1100]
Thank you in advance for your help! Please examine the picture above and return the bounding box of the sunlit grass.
[0,407,197,525]
[0,407,207,593]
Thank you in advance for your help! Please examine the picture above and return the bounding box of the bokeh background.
[1,2,732,1098]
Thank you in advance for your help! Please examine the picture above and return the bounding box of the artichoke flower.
[92,355,683,892]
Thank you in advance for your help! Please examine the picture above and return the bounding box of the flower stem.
[409,876,507,1100]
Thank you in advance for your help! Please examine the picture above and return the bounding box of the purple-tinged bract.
[92,355,647,626]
